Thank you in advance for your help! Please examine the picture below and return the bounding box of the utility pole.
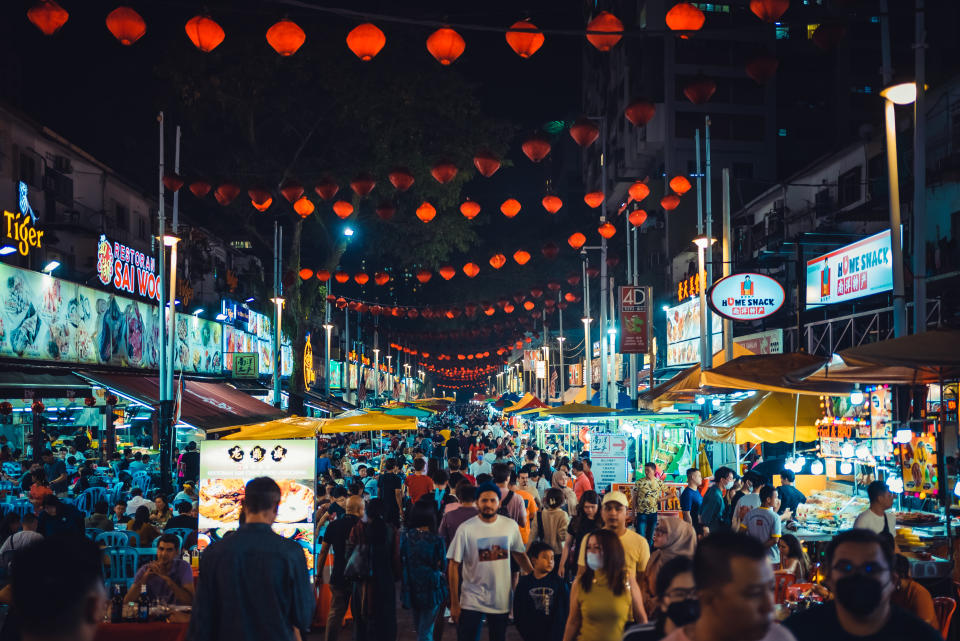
[599,117,609,408]
[703,116,714,368]
[913,0,926,334]
[722,168,733,362]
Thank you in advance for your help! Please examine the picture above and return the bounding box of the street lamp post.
[271,297,285,407]
[160,233,179,494]
[323,323,333,397]
[693,236,716,372]
[373,347,380,401]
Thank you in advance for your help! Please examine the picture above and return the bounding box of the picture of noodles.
[199,478,314,526]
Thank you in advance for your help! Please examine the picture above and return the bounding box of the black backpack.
[497,490,516,518]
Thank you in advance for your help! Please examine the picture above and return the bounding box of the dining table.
[94,622,188,641]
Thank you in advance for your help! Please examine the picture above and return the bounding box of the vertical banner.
[618,286,650,354]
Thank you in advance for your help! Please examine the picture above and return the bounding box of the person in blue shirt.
[679,468,704,535]
[317,449,332,476]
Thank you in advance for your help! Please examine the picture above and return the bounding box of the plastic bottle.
[137,584,149,622]
[110,584,123,623]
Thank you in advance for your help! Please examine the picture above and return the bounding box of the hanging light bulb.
[840,461,853,475]
[894,428,913,444]
[810,460,824,475]
[840,442,855,459]
[887,476,904,494]
[850,384,865,406]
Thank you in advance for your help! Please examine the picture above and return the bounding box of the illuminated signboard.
[96,234,160,302]
[220,299,250,326]
[708,273,785,321]
[805,229,894,307]
[3,181,43,257]
[665,297,721,366]
[676,273,701,303]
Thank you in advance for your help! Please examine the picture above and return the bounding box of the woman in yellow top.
[563,529,644,641]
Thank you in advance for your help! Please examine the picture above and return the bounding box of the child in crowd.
[514,542,569,641]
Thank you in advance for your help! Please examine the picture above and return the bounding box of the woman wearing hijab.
[552,468,578,514]
[641,516,697,609]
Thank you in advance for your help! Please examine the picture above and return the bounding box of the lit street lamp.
[692,235,716,371]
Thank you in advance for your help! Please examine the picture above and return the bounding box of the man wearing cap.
[448,482,533,641]
[577,490,650,622]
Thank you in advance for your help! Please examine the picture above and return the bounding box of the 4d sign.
[4,182,43,257]
[708,273,785,321]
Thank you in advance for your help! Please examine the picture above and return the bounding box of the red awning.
[77,372,284,430]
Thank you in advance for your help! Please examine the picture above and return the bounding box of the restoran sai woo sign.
[708,273,784,321]
[96,234,160,302]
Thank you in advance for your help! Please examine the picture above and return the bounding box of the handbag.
[344,523,373,581]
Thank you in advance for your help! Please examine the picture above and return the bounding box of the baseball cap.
[601,491,629,507]
[476,482,502,500]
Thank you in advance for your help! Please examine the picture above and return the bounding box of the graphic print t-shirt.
[447,514,525,614]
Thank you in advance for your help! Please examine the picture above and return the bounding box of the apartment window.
[137,214,148,240]
[776,25,790,39]
[837,166,862,207]
[778,128,788,137]
[806,24,819,39]
[115,203,129,231]
[733,162,754,181]
[18,153,38,187]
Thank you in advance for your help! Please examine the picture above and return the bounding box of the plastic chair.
[774,573,795,604]
[102,546,138,592]
[1,463,21,478]
[76,487,107,515]
[934,596,956,639]
[9,503,33,519]
[85,528,104,541]
[131,472,152,494]
[96,531,139,548]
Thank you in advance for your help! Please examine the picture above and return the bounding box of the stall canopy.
[696,392,821,444]
[829,329,960,383]
[699,353,854,396]
[562,386,587,404]
[383,406,433,418]
[540,402,621,416]
[0,367,93,399]
[639,343,754,411]
[76,372,283,430]
[504,394,550,414]
[319,412,417,433]
[218,416,328,440]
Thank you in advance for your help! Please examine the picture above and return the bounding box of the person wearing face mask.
[564,528,646,641]
[664,531,795,641]
[700,467,736,535]
[641,517,696,609]
[784,529,941,641]
[624,556,698,641]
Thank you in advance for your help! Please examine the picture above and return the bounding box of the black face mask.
[665,599,701,627]
[834,575,885,617]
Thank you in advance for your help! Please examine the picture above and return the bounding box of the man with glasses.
[784,529,941,641]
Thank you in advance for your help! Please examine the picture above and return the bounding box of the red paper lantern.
[584,192,605,209]
[185,179,208,197]
[629,210,648,227]
[354,272,369,285]
[530,287,544,299]
[252,197,272,212]
[665,3,705,32]
[334,271,350,284]
[485,306,496,316]
[387,168,415,192]
[569,118,600,148]
[670,175,692,195]
[547,281,561,292]
[31,401,45,414]
[504,304,515,314]
[541,242,559,260]
[505,20,544,58]
[374,272,390,286]
[607,254,620,268]
[684,75,717,104]
[106,7,146,45]
[350,173,376,197]
[28,0,69,36]
[523,301,535,311]
[375,202,396,221]
[439,266,457,281]
[84,396,97,407]
[460,199,481,220]
[473,151,501,178]
[500,199,521,218]
[316,270,331,282]
[625,99,656,127]
[586,11,623,51]
[463,263,480,278]
[332,201,354,219]
[293,197,315,218]
[185,15,225,52]
[336,297,347,309]
[568,233,586,249]
[346,23,385,61]
[565,292,578,303]
[314,178,339,201]
[416,202,437,223]
[521,133,551,163]
[430,162,458,184]
[513,250,531,265]
[214,183,240,206]
[248,186,270,205]
[542,195,563,214]
[566,272,581,286]
[749,0,789,22]
[416,269,432,284]
[0,401,12,416]
[587,266,600,278]
[163,173,185,192]
[266,19,305,56]
[812,24,845,51]
[628,181,650,202]
[745,51,779,85]
[427,27,465,65]
[489,254,507,270]
[299,268,314,280]
[661,194,681,210]
[598,222,616,239]
[280,180,304,203]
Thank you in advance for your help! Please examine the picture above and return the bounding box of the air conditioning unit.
[53,155,73,174]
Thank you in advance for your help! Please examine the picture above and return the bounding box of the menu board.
[665,297,722,366]
[902,432,938,494]
[0,261,225,373]
[198,439,316,577]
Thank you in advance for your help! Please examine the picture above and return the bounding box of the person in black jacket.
[514,542,568,641]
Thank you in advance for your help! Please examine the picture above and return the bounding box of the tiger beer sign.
[708,273,784,322]
[618,286,651,354]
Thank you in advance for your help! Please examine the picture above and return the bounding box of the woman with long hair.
[349,497,400,641]
[150,494,173,529]
[641,516,696,607]
[561,490,602,579]
[399,499,447,641]
[776,533,809,580]
[563,528,644,641]
[126,505,160,546]
[528,487,571,559]
[538,451,553,482]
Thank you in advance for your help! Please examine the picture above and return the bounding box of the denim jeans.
[635,512,658,547]
[412,604,442,641]
[457,609,508,641]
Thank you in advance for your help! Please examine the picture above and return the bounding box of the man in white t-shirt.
[663,531,796,641]
[741,486,782,564]
[853,480,896,538]
[448,482,533,641]
[0,512,42,566]
[734,473,763,530]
